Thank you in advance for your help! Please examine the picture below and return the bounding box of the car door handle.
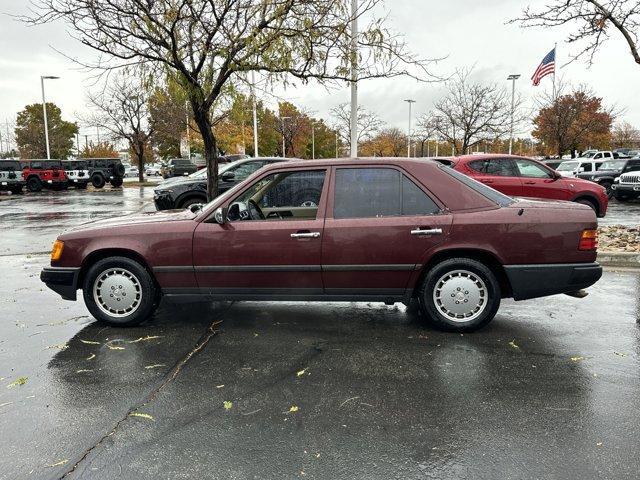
[524,181,536,185]
[411,228,443,236]
[291,231,321,239]
[479,179,494,183]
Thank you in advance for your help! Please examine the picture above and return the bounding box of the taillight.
[579,229,598,251]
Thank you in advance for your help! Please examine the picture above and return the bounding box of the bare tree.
[28,0,436,200]
[331,102,383,150]
[613,121,640,147]
[415,113,440,157]
[432,71,525,154]
[86,74,154,183]
[512,0,640,66]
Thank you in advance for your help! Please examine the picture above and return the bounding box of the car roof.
[259,157,447,171]
[455,154,534,161]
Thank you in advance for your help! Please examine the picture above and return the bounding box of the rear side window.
[334,168,439,219]
[582,163,593,172]
[468,159,518,176]
[626,161,640,173]
[441,166,514,207]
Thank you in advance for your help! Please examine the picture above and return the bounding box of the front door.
[192,168,329,296]
[515,158,572,201]
[321,166,452,297]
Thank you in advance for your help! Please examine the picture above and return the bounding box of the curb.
[598,251,640,268]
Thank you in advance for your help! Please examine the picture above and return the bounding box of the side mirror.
[221,171,235,182]
[213,206,229,224]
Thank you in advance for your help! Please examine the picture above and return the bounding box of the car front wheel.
[417,258,501,332]
[82,256,158,327]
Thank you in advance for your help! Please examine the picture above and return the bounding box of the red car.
[41,159,601,332]
[452,154,608,217]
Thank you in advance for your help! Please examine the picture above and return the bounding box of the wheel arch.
[571,193,600,215]
[414,248,512,298]
[175,191,207,208]
[78,248,160,295]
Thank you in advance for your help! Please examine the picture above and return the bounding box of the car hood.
[65,209,197,233]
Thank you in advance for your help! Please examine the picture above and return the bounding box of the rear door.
[465,158,523,196]
[321,166,452,297]
[515,158,571,200]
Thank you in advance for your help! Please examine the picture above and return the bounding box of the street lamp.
[41,75,60,160]
[281,116,291,158]
[507,74,520,155]
[350,0,358,158]
[404,99,416,158]
[311,122,316,160]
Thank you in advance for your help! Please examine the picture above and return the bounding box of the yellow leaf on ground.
[223,401,233,410]
[106,345,125,350]
[129,412,154,420]
[46,343,68,351]
[289,405,299,413]
[296,369,307,377]
[7,377,27,388]
[614,351,627,357]
[45,459,68,468]
[80,339,100,345]
[76,369,93,373]
[86,354,96,361]
[508,340,520,350]
[570,356,585,362]
[216,385,225,389]
[145,364,166,369]
[128,335,162,343]
[0,402,13,408]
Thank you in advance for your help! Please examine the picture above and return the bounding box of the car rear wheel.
[82,256,158,327]
[91,173,106,189]
[417,258,501,332]
[110,177,124,188]
[26,177,42,192]
[180,197,206,209]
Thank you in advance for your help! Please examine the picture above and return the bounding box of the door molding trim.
[154,264,417,273]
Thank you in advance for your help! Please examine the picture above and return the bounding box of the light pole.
[281,116,291,158]
[251,71,259,157]
[507,74,520,155]
[41,75,59,160]
[335,132,339,158]
[404,99,416,158]
[311,123,315,160]
[350,0,358,158]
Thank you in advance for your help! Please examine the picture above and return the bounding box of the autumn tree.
[148,77,192,160]
[29,0,433,200]
[15,103,77,159]
[361,128,406,157]
[431,71,526,155]
[331,103,383,151]
[86,74,154,182]
[532,88,614,157]
[513,1,640,66]
[612,121,640,148]
[80,140,119,158]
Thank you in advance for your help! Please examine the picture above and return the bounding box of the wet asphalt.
[1,188,640,480]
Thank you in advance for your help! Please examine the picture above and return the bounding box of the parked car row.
[0,158,125,193]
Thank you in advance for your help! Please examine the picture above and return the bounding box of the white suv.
[557,158,604,177]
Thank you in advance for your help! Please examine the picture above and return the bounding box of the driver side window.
[515,159,552,178]
[228,170,326,222]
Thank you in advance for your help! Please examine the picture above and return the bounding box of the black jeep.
[0,160,26,194]
[83,158,126,188]
[577,158,640,197]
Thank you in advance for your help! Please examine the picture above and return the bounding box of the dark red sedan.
[452,154,609,217]
[41,159,601,332]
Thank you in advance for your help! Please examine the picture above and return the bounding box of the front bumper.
[41,267,80,301]
[505,262,602,301]
[0,180,25,190]
[154,193,176,210]
[612,184,640,193]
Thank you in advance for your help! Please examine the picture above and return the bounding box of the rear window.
[0,161,21,171]
[441,166,514,207]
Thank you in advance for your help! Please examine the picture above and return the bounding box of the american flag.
[531,48,556,86]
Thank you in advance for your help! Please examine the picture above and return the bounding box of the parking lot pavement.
[1,251,639,479]
[0,188,156,256]
[599,198,640,226]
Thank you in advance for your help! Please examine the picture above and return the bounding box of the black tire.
[110,176,124,188]
[601,182,613,198]
[91,173,106,189]
[114,163,126,177]
[179,196,206,209]
[82,256,158,327]
[27,176,42,192]
[10,186,23,195]
[417,258,501,332]
[76,182,88,190]
[574,198,598,214]
[614,192,637,202]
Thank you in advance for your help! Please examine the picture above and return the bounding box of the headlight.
[154,189,173,195]
[614,177,620,182]
[51,239,64,261]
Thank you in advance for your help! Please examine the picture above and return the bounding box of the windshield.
[582,151,597,158]
[557,161,578,171]
[599,160,625,171]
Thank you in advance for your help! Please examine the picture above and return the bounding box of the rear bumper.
[505,262,602,301]
[41,267,80,301]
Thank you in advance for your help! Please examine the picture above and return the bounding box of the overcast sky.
[1,0,639,144]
